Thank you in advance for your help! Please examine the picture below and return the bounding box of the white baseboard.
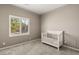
[0,38,40,51]
[0,41,28,51]
[0,39,79,52]
[63,45,79,51]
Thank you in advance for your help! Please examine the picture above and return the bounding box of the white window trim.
[9,15,30,37]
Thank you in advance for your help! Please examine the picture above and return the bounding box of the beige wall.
[0,5,41,48]
[41,5,79,49]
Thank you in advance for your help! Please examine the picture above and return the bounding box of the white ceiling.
[12,4,66,15]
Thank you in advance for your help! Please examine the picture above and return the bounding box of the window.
[9,15,30,37]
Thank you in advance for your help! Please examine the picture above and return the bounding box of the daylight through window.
[9,15,30,37]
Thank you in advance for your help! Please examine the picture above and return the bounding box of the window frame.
[9,15,30,37]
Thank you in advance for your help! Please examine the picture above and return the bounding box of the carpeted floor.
[0,39,79,55]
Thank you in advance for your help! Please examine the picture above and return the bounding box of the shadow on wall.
[64,32,79,49]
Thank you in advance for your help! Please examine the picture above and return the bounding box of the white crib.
[41,31,64,51]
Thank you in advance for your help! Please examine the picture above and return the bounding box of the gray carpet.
[0,39,79,55]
